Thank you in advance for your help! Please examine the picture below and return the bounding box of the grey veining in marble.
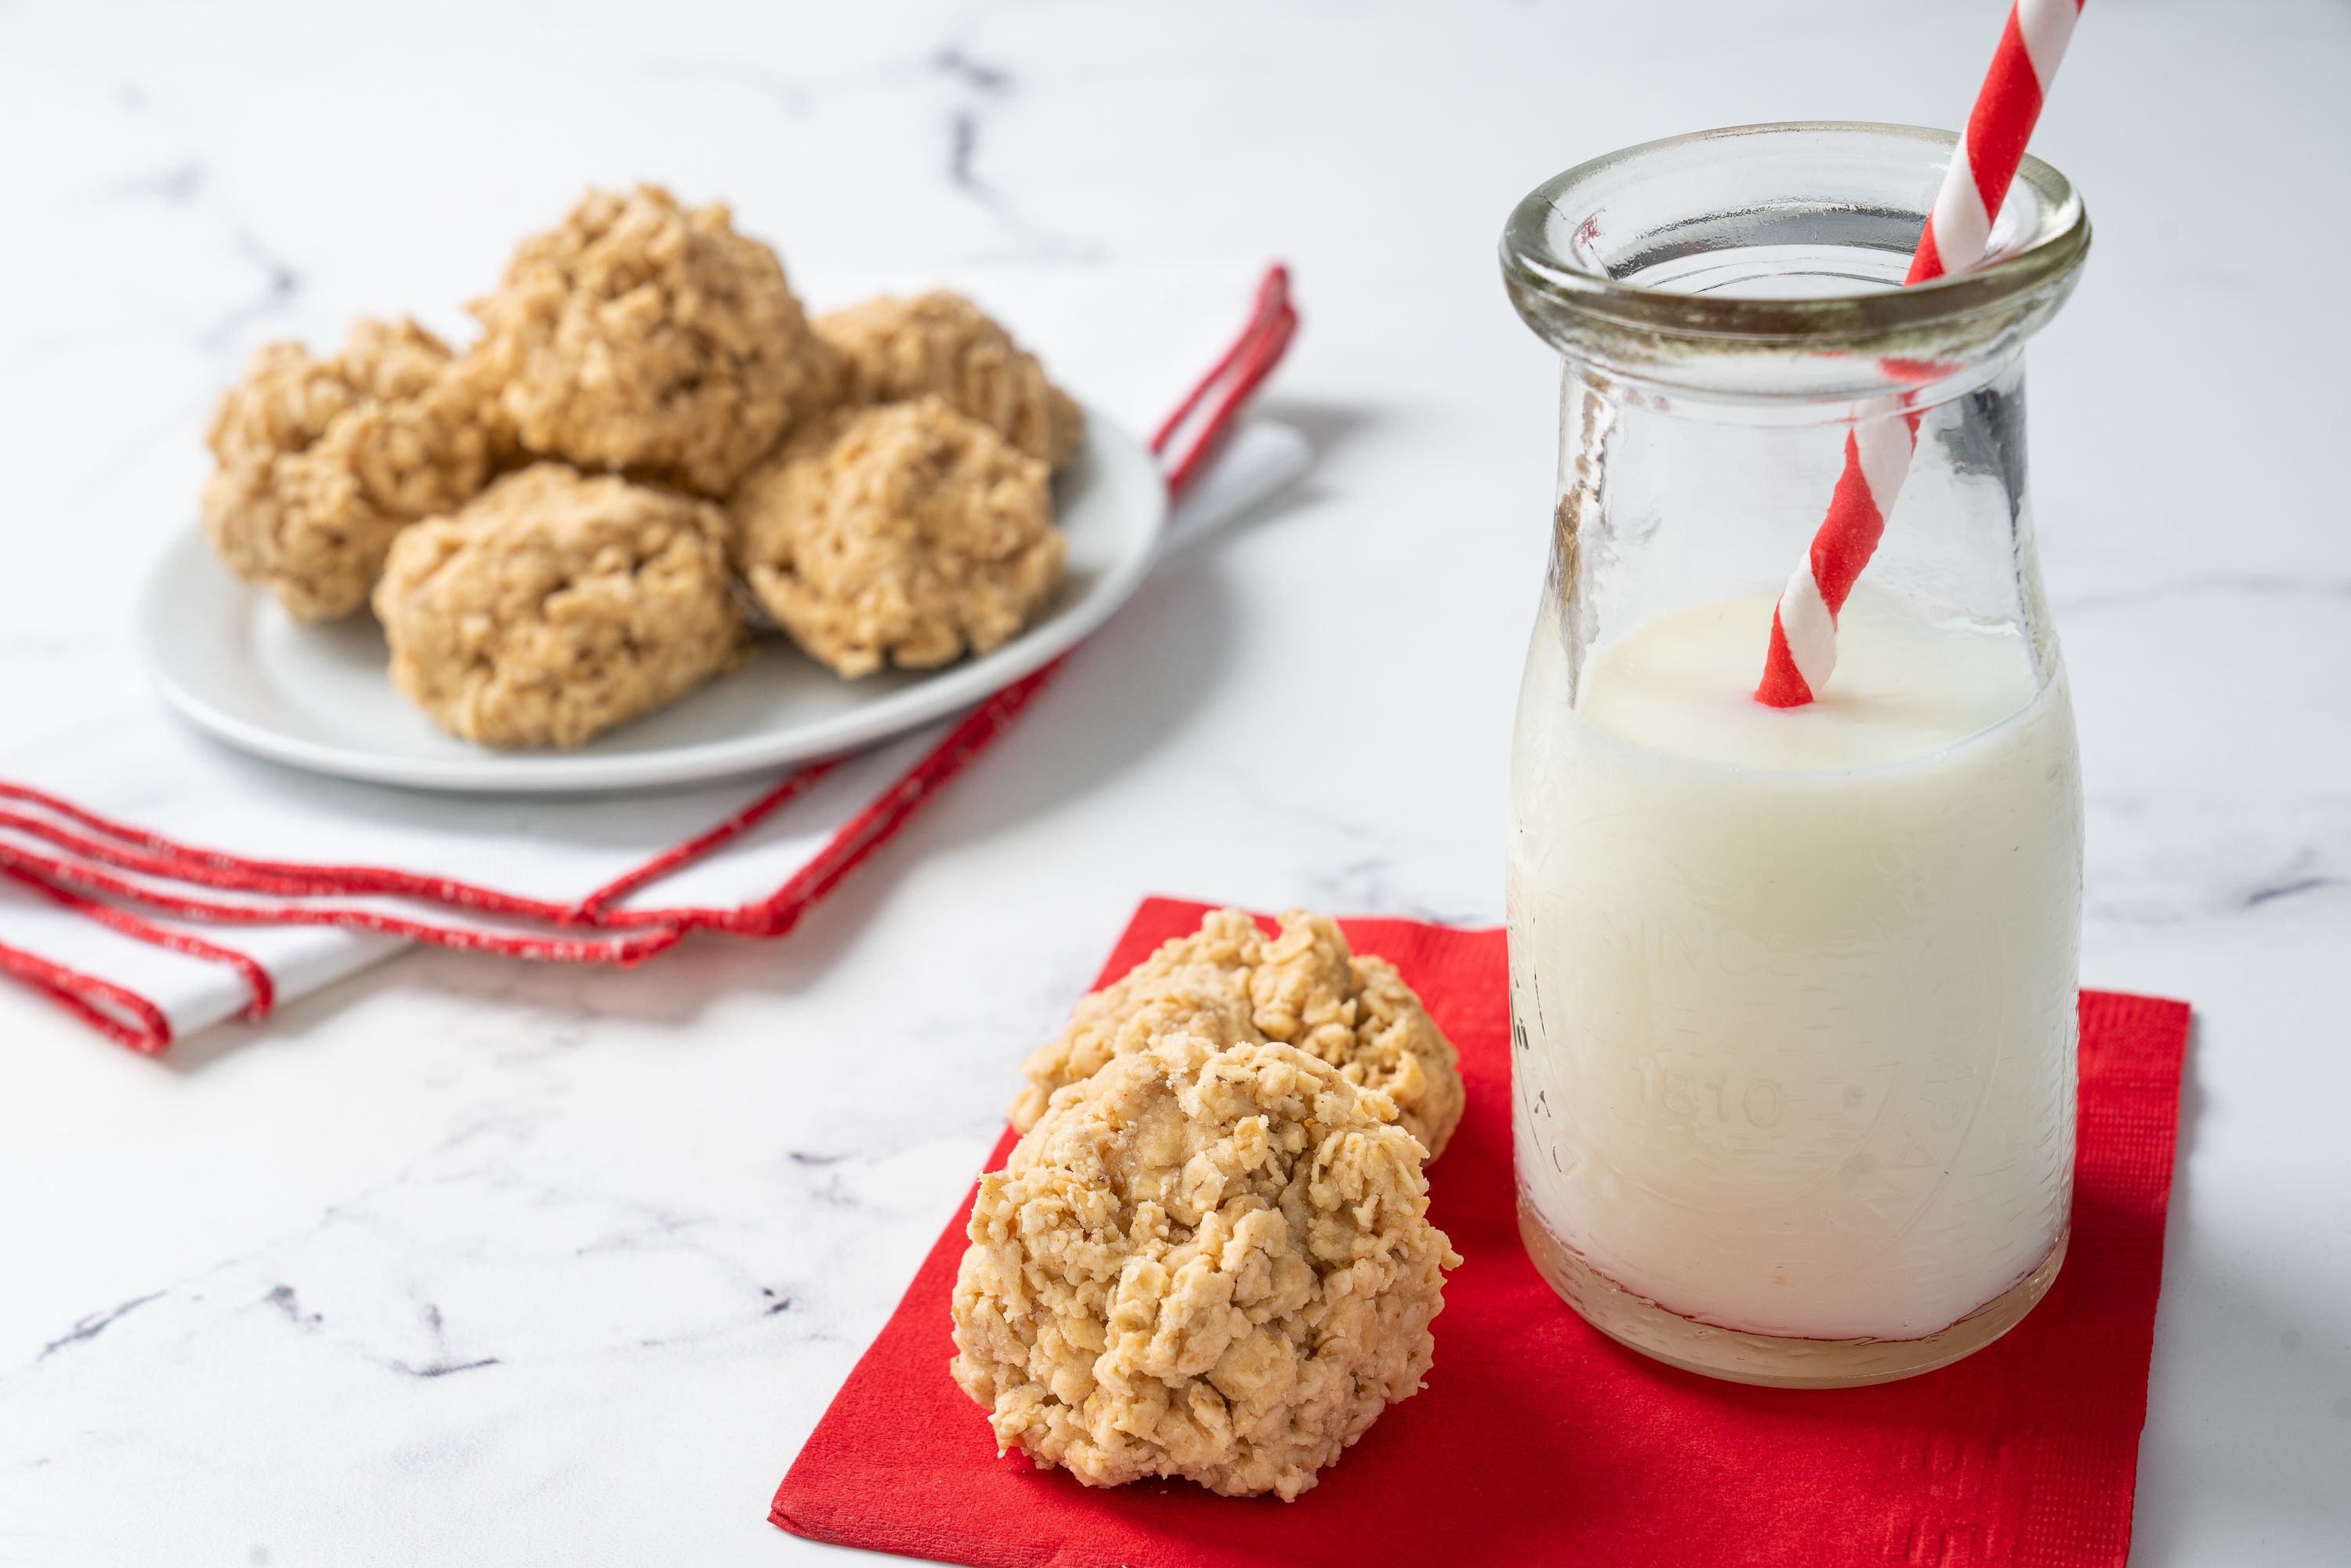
[2,2,2347,1564]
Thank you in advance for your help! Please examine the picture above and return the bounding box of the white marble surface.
[1,2,2346,1563]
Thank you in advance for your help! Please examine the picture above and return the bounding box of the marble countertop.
[2,2,2346,1563]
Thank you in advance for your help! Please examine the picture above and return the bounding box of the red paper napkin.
[771,897,2190,1568]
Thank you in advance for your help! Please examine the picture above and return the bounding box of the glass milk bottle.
[1502,124,2090,1387]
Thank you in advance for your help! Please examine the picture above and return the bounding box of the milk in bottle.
[1509,587,2081,1364]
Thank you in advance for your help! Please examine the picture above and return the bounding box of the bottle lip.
[1502,121,2091,364]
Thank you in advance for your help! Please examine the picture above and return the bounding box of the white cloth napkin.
[0,267,1305,1048]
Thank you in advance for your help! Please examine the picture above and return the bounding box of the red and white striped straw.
[1754,0,2086,709]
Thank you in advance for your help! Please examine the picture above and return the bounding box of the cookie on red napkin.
[771,897,2190,1568]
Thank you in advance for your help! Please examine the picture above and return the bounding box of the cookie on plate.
[726,396,1062,679]
[815,291,1082,469]
[952,1032,1461,1500]
[374,464,741,748]
[469,186,837,496]
[203,317,493,622]
[1011,908,1468,1161]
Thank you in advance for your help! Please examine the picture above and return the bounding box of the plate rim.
[139,402,1167,795]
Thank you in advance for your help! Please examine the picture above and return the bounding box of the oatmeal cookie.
[815,291,1082,468]
[374,464,742,748]
[952,1033,1460,1500]
[203,317,493,621]
[727,397,1062,678]
[468,186,837,496]
[1012,909,1467,1160]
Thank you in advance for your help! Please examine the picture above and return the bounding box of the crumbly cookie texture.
[815,291,1082,468]
[203,317,494,621]
[468,185,838,496]
[727,396,1063,679]
[952,1033,1460,1501]
[374,464,742,748]
[1011,909,1468,1161]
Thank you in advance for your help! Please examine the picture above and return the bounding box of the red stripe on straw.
[1962,16,2047,228]
[1754,612,1813,708]
[1812,439,1892,610]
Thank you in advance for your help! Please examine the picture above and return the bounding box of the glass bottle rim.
[1502,121,2090,358]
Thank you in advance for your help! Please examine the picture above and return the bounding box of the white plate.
[138,404,1166,795]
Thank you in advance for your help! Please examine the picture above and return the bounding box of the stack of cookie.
[199,185,1085,748]
[951,909,1468,1501]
